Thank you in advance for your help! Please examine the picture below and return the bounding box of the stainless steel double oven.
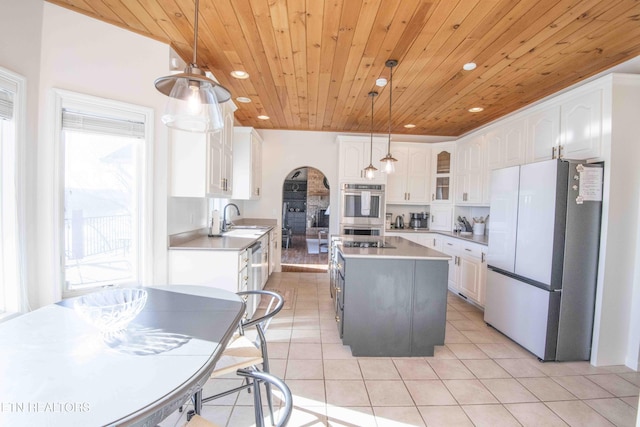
[339,183,385,236]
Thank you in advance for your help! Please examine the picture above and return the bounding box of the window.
[54,91,153,294]
[0,67,26,317]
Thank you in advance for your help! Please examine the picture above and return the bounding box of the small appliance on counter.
[409,212,429,229]
[394,215,404,229]
[385,213,393,230]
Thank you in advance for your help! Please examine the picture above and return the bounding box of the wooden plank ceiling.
[47,0,640,137]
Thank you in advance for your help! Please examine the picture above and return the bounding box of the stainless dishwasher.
[247,241,263,318]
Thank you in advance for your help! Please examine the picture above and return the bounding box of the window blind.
[62,109,145,138]
[0,89,13,121]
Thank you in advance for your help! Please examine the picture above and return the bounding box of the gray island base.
[332,236,450,357]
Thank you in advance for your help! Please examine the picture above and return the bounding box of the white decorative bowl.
[74,288,148,333]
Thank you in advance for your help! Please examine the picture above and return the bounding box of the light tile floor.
[160,272,640,427]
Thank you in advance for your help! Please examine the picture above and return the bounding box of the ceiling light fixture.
[257,115,270,120]
[404,124,416,128]
[236,96,252,103]
[463,62,477,71]
[154,0,231,133]
[380,59,398,174]
[364,91,379,180]
[469,107,484,113]
[375,77,388,87]
[230,70,250,79]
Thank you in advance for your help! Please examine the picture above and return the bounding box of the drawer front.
[238,249,249,270]
[442,238,460,254]
[460,242,482,259]
[238,265,249,292]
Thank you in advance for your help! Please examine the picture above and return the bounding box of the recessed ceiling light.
[257,115,270,120]
[468,107,484,113]
[236,96,252,103]
[463,62,477,71]
[230,70,249,79]
[375,77,388,87]
[404,124,416,128]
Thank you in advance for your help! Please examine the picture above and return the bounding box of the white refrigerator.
[484,159,603,361]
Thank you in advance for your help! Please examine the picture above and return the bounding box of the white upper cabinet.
[560,89,602,160]
[526,105,561,163]
[455,135,485,205]
[485,117,526,171]
[337,136,387,183]
[430,142,455,204]
[169,101,236,197]
[386,142,431,204]
[526,85,602,162]
[233,127,263,200]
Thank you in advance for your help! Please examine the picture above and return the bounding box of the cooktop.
[341,240,395,249]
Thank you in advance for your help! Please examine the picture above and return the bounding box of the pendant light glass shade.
[154,0,231,133]
[380,59,398,174]
[364,91,379,180]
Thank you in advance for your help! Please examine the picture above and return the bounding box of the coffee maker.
[409,212,429,229]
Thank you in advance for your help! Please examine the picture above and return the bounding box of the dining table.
[0,285,245,426]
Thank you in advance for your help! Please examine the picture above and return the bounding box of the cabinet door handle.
[558,145,564,159]
[552,146,556,159]
[407,193,410,200]
[481,252,485,263]
[432,194,435,201]
[433,238,436,246]
[465,248,471,252]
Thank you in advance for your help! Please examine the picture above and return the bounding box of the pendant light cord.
[370,91,375,164]
[387,62,393,153]
[192,0,199,66]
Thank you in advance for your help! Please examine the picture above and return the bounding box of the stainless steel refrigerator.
[485,159,603,361]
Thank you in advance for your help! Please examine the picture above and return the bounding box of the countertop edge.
[168,221,276,251]
[386,228,488,246]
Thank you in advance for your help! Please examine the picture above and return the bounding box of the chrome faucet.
[222,203,241,232]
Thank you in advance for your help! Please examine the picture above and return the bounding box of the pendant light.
[380,59,398,173]
[154,0,231,133]
[363,91,378,180]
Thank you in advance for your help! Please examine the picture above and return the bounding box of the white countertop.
[168,219,276,251]
[337,236,451,260]
[386,228,489,246]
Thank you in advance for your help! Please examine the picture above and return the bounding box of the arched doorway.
[281,166,330,272]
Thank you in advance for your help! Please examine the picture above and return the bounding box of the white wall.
[34,3,171,306]
[0,0,43,310]
[241,130,341,268]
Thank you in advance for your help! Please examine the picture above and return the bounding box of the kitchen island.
[331,236,450,357]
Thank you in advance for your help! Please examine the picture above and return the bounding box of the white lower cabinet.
[437,237,487,306]
[168,248,251,308]
[440,238,460,293]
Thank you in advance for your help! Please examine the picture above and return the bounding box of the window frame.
[0,66,27,320]
[51,89,154,298]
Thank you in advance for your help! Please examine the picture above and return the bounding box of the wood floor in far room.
[281,235,328,273]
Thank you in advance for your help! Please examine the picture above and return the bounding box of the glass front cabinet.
[431,143,455,203]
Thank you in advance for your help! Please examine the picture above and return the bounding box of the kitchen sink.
[222,228,267,238]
